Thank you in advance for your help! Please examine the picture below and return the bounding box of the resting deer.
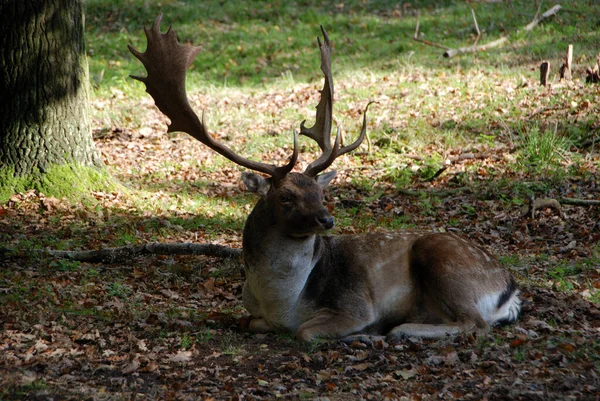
[129,16,521,342]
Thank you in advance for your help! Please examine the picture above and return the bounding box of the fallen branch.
[558,197,600,207]
[2,243,242,263]
[443,37,509,58]
[524,197,563,219]
[523,196,600,218]
[397,187,470,197]
[404,152,499,163]
[523,4,562,31]
[444,8,484,58]
[440,4,562,58]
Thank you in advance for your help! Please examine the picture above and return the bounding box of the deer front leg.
[248,318,274,334]
[242,282,276,334]
[295,309,371,342]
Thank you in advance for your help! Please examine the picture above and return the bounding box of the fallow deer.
[129,16,521,342]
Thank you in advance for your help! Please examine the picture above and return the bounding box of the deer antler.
[128,15,298,180]
[300,26,371,177]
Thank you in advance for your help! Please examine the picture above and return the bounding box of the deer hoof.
[249,318,272,334]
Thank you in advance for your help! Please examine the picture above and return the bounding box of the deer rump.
[129,16,521,342]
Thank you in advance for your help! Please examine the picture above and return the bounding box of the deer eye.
[278,193,295,204]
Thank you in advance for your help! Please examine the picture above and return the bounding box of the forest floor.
[2,1,600,399]
[2,83,599,398]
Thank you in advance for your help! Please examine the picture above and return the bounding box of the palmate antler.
[127,15,298,180]
[300,26,371,177]
[128,15,369,180]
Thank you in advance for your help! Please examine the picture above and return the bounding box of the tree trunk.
[0,0,103,176]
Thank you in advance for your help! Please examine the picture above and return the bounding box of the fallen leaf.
[121,359,140,374]
[395,368,418,380]
[169,350,192,363]
[350,362,372,371]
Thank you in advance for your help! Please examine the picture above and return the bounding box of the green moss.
[0,163,122,204]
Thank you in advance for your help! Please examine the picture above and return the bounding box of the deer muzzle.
[316,214,335,230]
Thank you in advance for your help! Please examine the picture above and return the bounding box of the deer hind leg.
[387,292,490,340]
[387,233,516,340]
[385,280,493,340]
[387,319,484,340]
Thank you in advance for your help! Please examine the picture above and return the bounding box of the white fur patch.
[476,290,522,326]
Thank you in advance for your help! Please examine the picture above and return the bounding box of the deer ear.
[242,172,271,196]
[315,170,337,188]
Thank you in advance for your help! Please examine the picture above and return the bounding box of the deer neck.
[242,198,323,297]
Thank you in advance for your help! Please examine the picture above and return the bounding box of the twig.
[404,152,498,162]
[412,11,450,50]
[338,165,393,174]
[471,8,482,48]
[403,153,424,161]
[424,166,448,182]
[3,242,243,263]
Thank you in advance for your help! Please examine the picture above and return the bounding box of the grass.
[517,125,573,174]
[86,0,600,86]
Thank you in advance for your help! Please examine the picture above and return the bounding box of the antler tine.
[128,15,298,180]
[334,101,374,157]
[301,27,371,177]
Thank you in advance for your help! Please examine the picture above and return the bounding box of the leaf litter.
[1,60,600,400]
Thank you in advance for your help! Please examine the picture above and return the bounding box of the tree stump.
[540,61,550,86]
[586,53,600,83]
[559,44,573,81]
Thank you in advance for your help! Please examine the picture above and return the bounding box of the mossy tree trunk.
[0,0,103,176]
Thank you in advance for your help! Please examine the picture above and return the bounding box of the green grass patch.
[0,164,120,204]
[516,125,573,174]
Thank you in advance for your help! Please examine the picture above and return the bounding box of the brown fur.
[242,173,521,342]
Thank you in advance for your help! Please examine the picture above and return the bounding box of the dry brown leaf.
[169,350,192,363]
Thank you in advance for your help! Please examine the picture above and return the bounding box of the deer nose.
[317,215,334,229]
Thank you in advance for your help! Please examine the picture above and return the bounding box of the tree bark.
[0,0,103,176]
